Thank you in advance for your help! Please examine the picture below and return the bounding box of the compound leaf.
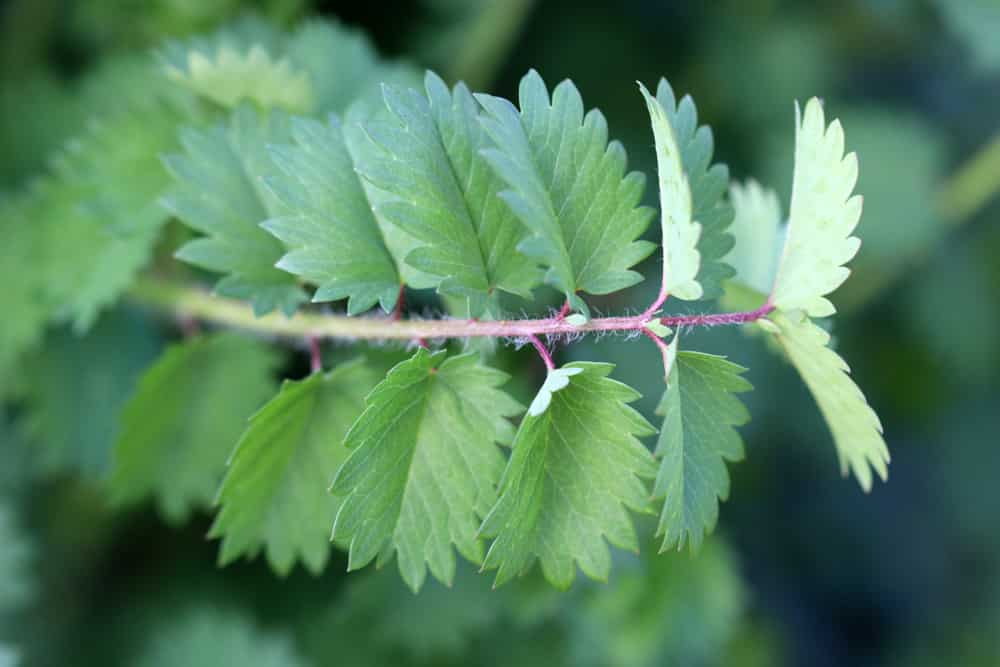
[652,79,735,300]
[353,71,541,316]
[110,333,280,522]
[476,70,655,315]
[330,349,522,592]
[263,115,401,315]
[654,346,751,552]
[480,362,657,589]
[639,83,702,300]
[165,105,307,316]
[763,310,889,490]
[771,98,862,317]
[211,359,380,576]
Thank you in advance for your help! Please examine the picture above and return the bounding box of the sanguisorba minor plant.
[2,17,888,592]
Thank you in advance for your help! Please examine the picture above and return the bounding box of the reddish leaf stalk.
[527,334,556,371]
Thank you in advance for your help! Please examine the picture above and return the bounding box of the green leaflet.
[761,310,889,490]
[20,309,162,477]
[160,16,419,116]
[654,345,751,552]
[725,179,783,295]
[52,103,196,332]
[725,172,888,489]
[480,362,657,589]
[652,79,736,301]
[110,333,280,522]
[53,101,195,240]
[770,98,862,317]
[160,16,307,113]
[476,70,656,316]
[166,44,313,112]
[353,71,541,316]
[330,349,523,592]
[341,105,443,292]
[135,607,306,667]
[211,360,380,576]
[639,83,703,300]
[262,115,402,315]
[28,177,158,335]
[5,97,192,336]
[0,56,198,354]
[285,19,421,115]
[165,105,307,316]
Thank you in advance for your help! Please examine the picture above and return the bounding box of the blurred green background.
[2,0,1000,665]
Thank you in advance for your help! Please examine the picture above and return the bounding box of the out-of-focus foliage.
[133,606,307,667]
[2,1,999,666]
[933,0,1000,73]
[20,308,162,476]
[109,333,280,521]
[211,359,379,575]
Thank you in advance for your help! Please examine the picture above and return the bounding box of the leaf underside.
[639,82,703,300]
[653,78,736,301]
[770,97,862,318]
[763,310,889,491]
[725,179,783,295]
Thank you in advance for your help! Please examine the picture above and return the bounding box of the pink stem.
[392,284,406,321]
[145,281,775,341]
[640,327,674,377]
[556,300,572,319]
[641,285,671,320]
[308,336,322,373]
[659,303,774,328]
[527,334,555,371]
[179,315,200,338]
